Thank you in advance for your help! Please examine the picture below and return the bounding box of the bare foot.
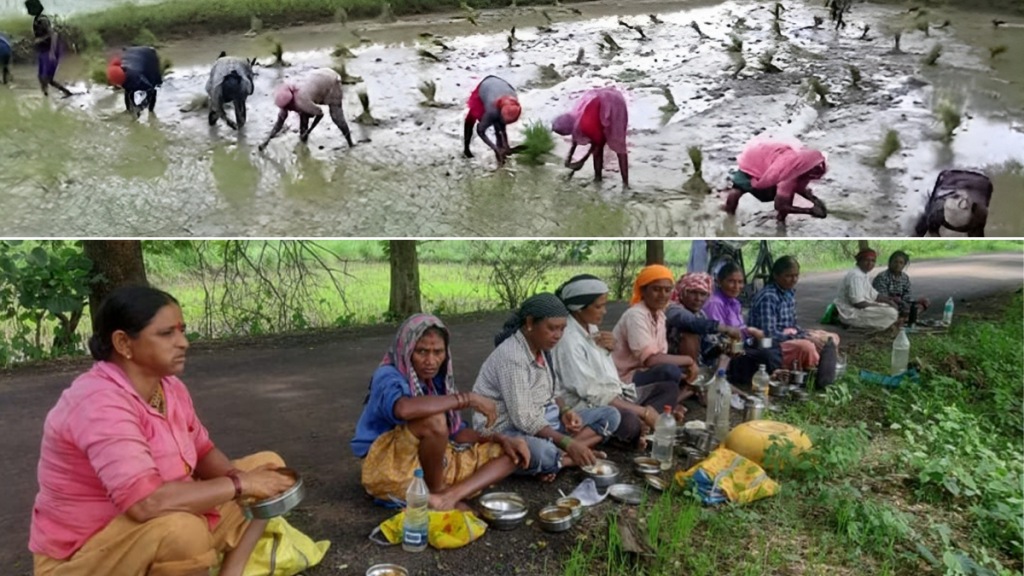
[539,473,557,483]
[429,493,460,511]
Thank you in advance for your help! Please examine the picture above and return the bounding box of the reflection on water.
[0,0,1022,236]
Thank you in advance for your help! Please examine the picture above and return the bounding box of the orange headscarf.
[106,56,125,87]
[497,95,521,124]
[630,264,675,305]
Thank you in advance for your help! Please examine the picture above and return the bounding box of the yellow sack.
[376,509,487,550]
[674,447,780,505]
[242,517,331,576]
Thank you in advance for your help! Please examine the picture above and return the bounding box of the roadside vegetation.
[563,293,1023,575]
[0,240,1019,368]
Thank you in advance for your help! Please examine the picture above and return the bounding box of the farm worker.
[206,52,256,130]
[473,294,621,482]
[551,87,630,187]
[871,250,930,318]
[0,33,12,84]
[463,75,521,167]
[106,46,163,116]
[25,0,73,97]
[351,314,529,510]
[258,67,354,151]
[833,248,900,331]
[28,285,297,576]
[723,139,828,222]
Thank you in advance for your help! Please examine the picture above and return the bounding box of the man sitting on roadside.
[872,250,930,320]
[834,248,899,331]
[351,314,529,511]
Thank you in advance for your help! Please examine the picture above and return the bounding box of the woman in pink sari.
[551,87,629,188]
[723,139,828,222]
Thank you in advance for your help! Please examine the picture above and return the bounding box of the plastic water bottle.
[652,405,676,470]
[890,329,910,376]
[751,364,771,398]
[706,369,732,442]
[403,468,429,553]
[942,297,954,326]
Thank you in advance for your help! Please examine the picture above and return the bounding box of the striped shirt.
[472,330,557,435]
[871,270,912,304]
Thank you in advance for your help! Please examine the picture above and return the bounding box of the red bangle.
[225,471,242,499]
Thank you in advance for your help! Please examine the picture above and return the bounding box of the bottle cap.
[413,468,424,478]
[663,405,672,413]
[758,364,766,370]
[716,369,726,377]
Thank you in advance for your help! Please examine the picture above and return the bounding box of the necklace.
[148,385,165,415]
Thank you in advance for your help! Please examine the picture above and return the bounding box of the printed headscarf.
[381,313,461,435]
[494,293,569,347]
[497,95,521,124]
[670,272,713,304]
[556,274,609,311]
[856,248,877,261]
[630,264,675,305]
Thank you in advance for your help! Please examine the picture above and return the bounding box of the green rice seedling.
[432,39,452,51]
[332,44,356,58]
[892,30,903,53]
[659,86,679,113]
[509,0,517,7]
[159,56,173,75]
[937,19,951,29]
[731,55,747,78]
[248,16,263,34]
[733,17,747,30]
[989,45,1007,59]
[727,34,743,53]
[417,49,442,62]
[379,2,397,23]
[539,63,562,82]
[575,47,585,64]
[922,43,941,66]
[355,90,379,125]
[268,38,288,67]
[542,9,553,23]
[813,15,823,28]
[618,19,647,40]
[874,129,901,167]
[772,2,785,20]
[849,65,862,87]
[915,19,930,36]
[806,76,831,106]
[934,99,961,143]
[505,35,514,52]
[334,63,363,84]
[602,32,622,52]
[518,121,555,166]
[859,24,870,39]
[134,27,158,47]
[510,26,517,40]
[650,14,664,24]
[759,49,783,73]
[418,80,437,104]
[683,145,713,194]
[334,7,348,25]
[458,0,473,11]
[772,19,784,37]
[690,21,709,39]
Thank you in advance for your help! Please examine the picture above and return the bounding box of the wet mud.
[0,0,1021,236]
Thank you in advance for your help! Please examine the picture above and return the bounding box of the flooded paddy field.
[0,0,1022,236]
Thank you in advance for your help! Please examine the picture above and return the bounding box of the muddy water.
[0,0,1021,236]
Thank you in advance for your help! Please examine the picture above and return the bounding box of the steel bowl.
[644,474,669,492]
[581,460,620,488]
[538,505,573,533]
[555,496,583,521]
[366,565,409,576]
[478,492,528,530]
[241,467,305,520]
[633,456,661,476]
[608,483,644,505]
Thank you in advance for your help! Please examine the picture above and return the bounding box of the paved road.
[0,251,1020,574]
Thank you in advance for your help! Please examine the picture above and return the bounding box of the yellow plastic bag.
[674,447,780,505]
[242,517,331,576]
[376,509,487,550]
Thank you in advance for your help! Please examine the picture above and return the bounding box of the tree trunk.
[645,240,665,265]
[388,241,422,320]
[82,241,148,327]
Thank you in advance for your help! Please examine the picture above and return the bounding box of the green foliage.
[133,26,159,47]
[517,121,555,166]
[819,483,913,552]
[477,241,565,309]
[0,241,96,366]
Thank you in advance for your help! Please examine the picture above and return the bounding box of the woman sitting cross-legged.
[747,255,841,371]
[551,274,679,450]
[666,271,743,366]
[611,264,701,408]
[472,294,621,481]
[351,314,529,511]
[29,286,296,576]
